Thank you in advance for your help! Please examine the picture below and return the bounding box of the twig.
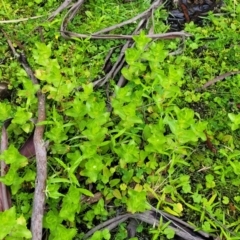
[93,0,163,35]
[48,0,73,21]
[127,219,138,238]
[83,209,208,240]
[92,19,147,88]
[83,214,132,239]
[0,119,12,211]
[151,206,210,238]
[95,41,132,87]
[204,131,217,154]
[18,54,39,85]
[59,0,191,41]
[61,31,191,40]
[134,211,205,240]
[31,92,47,240]
[60,0,85,32]
[201,71,240,89]
[1,29,19,58]
[2,31,47,239]
[0,15,44,24]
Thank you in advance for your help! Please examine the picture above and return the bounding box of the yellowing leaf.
[163,206,180,217]
[173,203,183,214]
[134,184,143,192]
[120,183,127,191]
[113,189,122,199]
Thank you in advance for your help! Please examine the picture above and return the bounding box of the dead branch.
[93,0,163,35]
[18,54,39,85]
[201,71,240,89]
[61,30,191,40]
[48,0,73,21]
[31,92,47,240]
[83,209,210,240]
[0,119,12,211]
[3,32,47,240]
[0,15,43,24]
[56,0,190,91]
[59,0,191,41]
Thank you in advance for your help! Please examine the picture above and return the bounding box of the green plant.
[0,0,240,239]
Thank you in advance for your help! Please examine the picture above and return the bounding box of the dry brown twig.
[2,32,47,240]
[31,92,47,240]
[0,120,12,212]
[16,53,47,240]
[48,0,73,21]
[50,0,191,41]
[83,208,210,240]
[0,15,43,24]
[201,71,240,89]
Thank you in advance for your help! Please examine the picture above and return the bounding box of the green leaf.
[127,189,149,213]
[0,103,12,121]
[59,185,81,222]
[79,188,94,197]
[0,207,16,239]
[228,113,240,131]
[113,189,122,199]
[0,207,31,239]
[43,210,62,230]
[109,178,120,187]
[91,229,111,240]
[192,192,202,203]
[46,183,64,199]
[49,224,77,240]
[189,42,198,50]
[33,42,52,66]
[222,196,229,204]
[133,31,151,51]
[164,227,175,239]
[122,169,134,184]
[12,108,32,125]
[163,206,180,217]
[205,174,216,188]
[1,145,28,167]
[8,215,32,238]
[81,155,103,182]
[93,199,108,216]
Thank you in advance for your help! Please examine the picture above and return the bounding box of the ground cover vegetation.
[0,0,239,239]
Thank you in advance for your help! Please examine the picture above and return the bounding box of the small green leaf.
[0,207,31,239]
[1,145,28,167]
[127,189,149,213]
[33,42,52,66]
[133,31,151,51]
[79,188,94,197]
[59,185,81,222]
[113,189,122,199]
[164,227,175,239]
[205,174,216,188]
[222,196,229,205]
[0,103,12,121]
[0,207,16,239]
[12,108,32,125]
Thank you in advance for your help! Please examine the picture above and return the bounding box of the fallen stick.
[201,71,240,89]
[0,120,12,211]
[2,31,47,240]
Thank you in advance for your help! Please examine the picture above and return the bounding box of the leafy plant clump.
[0,0,240,239]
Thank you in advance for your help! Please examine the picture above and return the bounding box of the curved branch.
[48,0,73,21]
